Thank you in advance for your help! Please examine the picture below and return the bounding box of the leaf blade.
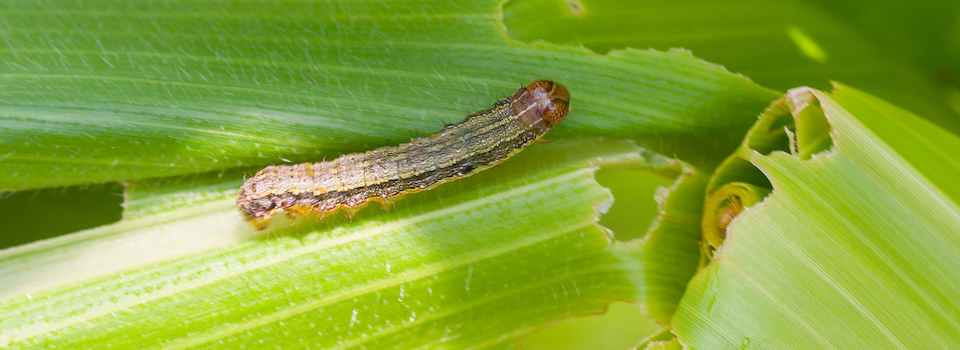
[0,0,776,191]
[1,139,684,349]
[675,87,960,349]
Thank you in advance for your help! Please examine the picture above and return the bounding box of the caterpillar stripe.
[237,80,570,228]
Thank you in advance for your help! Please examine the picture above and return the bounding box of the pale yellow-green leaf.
[0,139,703,349]
[676,86,960,349]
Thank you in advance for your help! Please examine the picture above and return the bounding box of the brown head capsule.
[511,80,571,132]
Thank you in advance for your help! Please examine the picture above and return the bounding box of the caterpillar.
[237,80,570,228]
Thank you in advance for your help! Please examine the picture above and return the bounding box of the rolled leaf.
[674,85,960,348]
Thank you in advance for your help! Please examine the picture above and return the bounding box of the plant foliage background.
[1,0,959,349]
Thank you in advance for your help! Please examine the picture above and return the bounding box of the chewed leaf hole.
[746,110,794,156]
[595,167,675,242]
[0,183,124,249]
[700,87,835,258]
[791,95,834,159]
[521,302,661,350]
[746,90,834,160]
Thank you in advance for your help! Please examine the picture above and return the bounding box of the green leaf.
[0,0,777,192]
[520,302,663,350]
[827,84,960,203]
[643,339,683,350]
[121,166,256,219]
[675,86,960,348]
[0,0,785,347]
[17,0,958,348]
[503,0,960,133]
[1,139,693,348]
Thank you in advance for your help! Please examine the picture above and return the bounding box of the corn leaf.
[503,0,960,133]
[0,0,775,192]
[676,85,960,348]
[2,139,694,348]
